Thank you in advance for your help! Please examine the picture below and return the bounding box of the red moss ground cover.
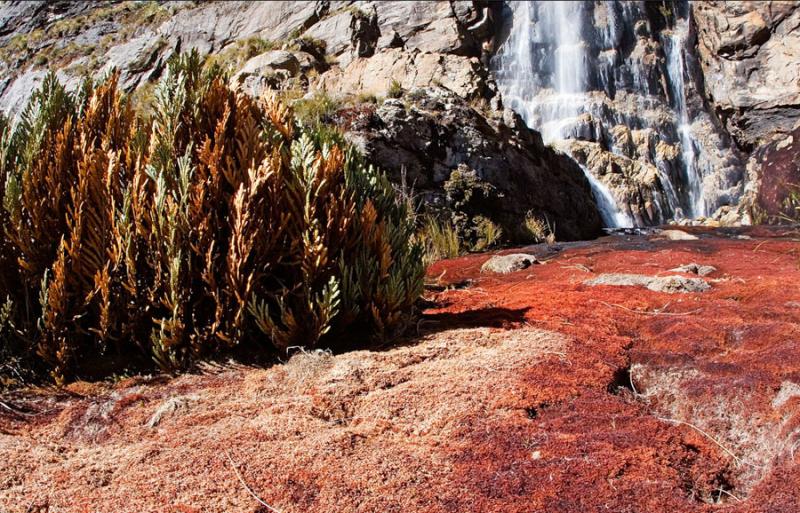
[1,227,798,512]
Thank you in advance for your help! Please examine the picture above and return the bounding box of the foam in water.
[492,1,708,227]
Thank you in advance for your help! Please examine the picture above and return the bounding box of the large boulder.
[480,253,538,274]
[336,87,603,241]
[298,2,496,66]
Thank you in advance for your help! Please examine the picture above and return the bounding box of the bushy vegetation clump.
[0,51,424,384]
[416,166,506,263]
[521,212,556,245]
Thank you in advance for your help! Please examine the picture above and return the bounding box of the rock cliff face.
[691,1,800,221]
[337,88,603,240]
[0,1,798,233]
[693,1,800,149]
[0,1,501,113]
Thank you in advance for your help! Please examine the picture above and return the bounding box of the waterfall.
[583,170,635,228]
[492,1,709,227]
[663,12,707,218]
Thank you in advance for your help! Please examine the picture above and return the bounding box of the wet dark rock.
[752,127,800,223]
[339,87,604,242]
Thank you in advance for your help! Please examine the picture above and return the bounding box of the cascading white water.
[494,1,633,228]
[583,170,634,228]
[664,15,707,218]
[492,1,709,227]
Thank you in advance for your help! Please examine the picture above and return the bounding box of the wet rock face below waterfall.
[558,138,666,226]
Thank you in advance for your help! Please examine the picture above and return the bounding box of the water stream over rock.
[663,6,706,218]
[492,0,741,227]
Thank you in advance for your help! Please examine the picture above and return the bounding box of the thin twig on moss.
[655,417,763,469]
[592,300,701,317]
[225,450,283,513]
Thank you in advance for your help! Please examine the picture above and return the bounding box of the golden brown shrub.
[0,51,424,383]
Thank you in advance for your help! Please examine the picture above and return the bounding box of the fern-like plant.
[0,51,424,383]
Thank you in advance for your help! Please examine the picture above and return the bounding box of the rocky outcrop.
[1,1,799,232]
[316,48,489,99]
[558,139,667,226]
[487,0,800,227]
[692,1,800,149]
[691,2,800,224]
[308,2,499,99]
[336,87,603,241]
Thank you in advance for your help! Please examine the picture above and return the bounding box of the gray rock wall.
[692,1,800,222]
[0,0,603,241]
[693,1,800,149]
[1,0,798,231]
